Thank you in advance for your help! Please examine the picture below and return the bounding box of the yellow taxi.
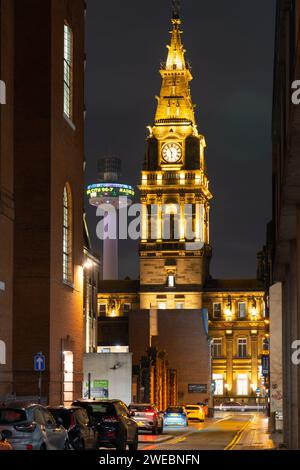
[184,405,205,422]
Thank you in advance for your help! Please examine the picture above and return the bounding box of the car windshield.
[49,409,71,429]
[166,407,184,414]
[185,406,199,410]
[129,405,153,412]
[0,409,27,424]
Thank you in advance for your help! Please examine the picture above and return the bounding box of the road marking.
[140,415,234,450]
[224,415,255,451]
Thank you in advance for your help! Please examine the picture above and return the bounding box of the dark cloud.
[85,0,276,280]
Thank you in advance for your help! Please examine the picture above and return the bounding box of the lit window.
[213,374,224,396]
[175,302,185,309]
[212,338,222,358]
[157,302,167,310]
[64,23,73,119]
[238,302,247,318]
[213,303,222,319]
[236,374,248,396]
[63,351,74,405]
[237,338,247,358]
[63,184,73,284]
[167,274,175,288]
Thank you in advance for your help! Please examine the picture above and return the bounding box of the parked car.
[0,430,13,451]
[163,406,188,428]
[185,404,205,422]
[48,406,96,450]
[128,403,164,435]
[0,402,69,450]
[198,402,209,417]
[72,399,138,451]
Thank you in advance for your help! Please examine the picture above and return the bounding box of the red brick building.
[0,0,86,405]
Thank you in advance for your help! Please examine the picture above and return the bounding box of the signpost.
[34,352,45,404]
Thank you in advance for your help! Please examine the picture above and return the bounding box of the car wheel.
[128,432,138,452]
[78,439,85,451]
[151,426,158,435]
[158,426,163,435]
[116,434,127,451]
[64,439,72,450]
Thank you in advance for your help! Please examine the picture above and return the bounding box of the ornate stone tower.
[139,8,212,310]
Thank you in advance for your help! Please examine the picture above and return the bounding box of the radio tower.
[87,157,134,280]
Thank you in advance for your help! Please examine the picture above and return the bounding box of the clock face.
[162,142,182,163]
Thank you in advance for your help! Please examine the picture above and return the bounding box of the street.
[138,413,277,451]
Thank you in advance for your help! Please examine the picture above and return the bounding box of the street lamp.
[83,260,94,270]
[225,295,232,321]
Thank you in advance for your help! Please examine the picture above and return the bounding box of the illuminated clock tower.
[139,8,213,310]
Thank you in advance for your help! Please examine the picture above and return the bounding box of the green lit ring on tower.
[87,183,135,208]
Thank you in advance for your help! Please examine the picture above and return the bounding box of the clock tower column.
[139,12,213,311]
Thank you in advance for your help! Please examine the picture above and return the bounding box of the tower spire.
[172,0,181,20]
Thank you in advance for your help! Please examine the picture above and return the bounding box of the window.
[64,22,74,119]
[237,338,247,358]
[238,302,246,318]
[167,274,175,288]
[213,303,222,319]
[213,374,224,396]
[63,184,73,284]
[123,303,131,314]
[99,304,107,316]
[175,302,185,309]
[157,301,167,310]
[63,351,74,405]
[212,338,222,358]
[236,374,248,396]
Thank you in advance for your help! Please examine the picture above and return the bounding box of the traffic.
[0,399,209,451]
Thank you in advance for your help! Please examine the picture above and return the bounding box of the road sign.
[262,355,270,376]
[34,354,45,372]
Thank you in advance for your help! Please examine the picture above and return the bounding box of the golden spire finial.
[172,0,181,20]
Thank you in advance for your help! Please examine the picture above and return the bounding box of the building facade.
[96,9,267,406]
[271,0,300,449]
[0,0,14,394]
[0,0,86,405]
[203,280,268,402]
[83,217,101,354]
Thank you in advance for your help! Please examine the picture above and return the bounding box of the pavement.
[138,412,281,451]
[231,413,282,450]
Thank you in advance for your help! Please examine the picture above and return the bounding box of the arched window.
[63,184,73,283]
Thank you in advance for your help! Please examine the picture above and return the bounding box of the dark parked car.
[72,399,138,451]
[48,406,96,450]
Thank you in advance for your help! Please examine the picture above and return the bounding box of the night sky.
[85,0,276,281]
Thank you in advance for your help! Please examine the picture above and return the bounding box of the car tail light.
[69,413,76,430]
[14,423,36,433]
[145,412,156,417]
[102,416,118,423]
[26,444,33,451]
